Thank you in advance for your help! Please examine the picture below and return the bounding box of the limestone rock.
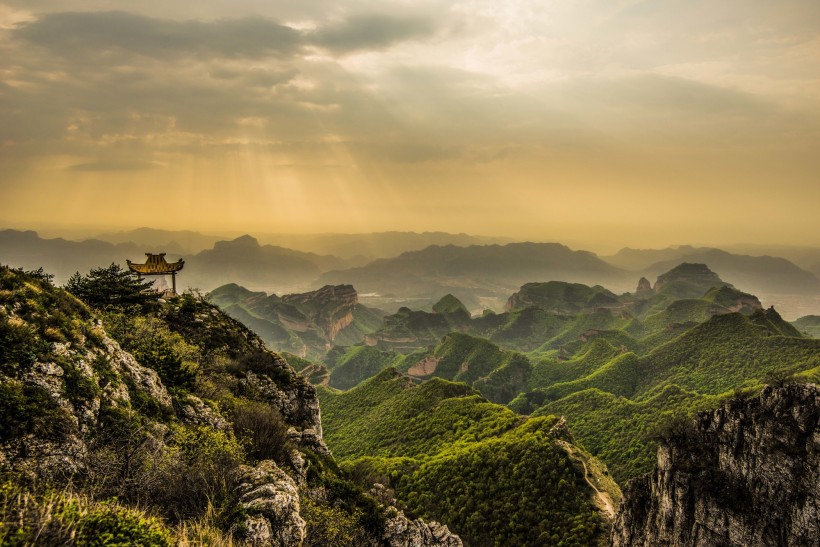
[368,484,463,547]
[611,383,820,546]
[382,511,463,547]
[237,460,306,547]
[237,369,329,455]
[103,334,172,410]
[177,394,229,431]
[636,277,652,293]
[281,285,358,343]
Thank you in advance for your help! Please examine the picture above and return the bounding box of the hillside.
[0,265,460,546]
[794,315,820,338]
[506,281,620,313]
[526,309,820,482]
[319,369,618,546]
[325,266,768,394]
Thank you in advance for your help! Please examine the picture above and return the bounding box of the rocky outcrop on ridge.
[611,383,820,546]
[282,284,358,342]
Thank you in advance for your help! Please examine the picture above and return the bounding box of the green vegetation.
[320,263,820,494]
[794,315,820,338]
[325,345,408,390]
[431,293,470,316]
[0,481,173,546]
[0,265,407,545]
[320,370,612,546]
[66,263,160,309]
[506,281,619,313]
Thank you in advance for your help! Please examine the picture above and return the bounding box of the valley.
[2,236,820,546]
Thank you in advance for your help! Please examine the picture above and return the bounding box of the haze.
[2,0,819,250]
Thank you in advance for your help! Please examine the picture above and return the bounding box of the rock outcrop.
[370,484,463,547]
[652,263,731,297]
[505,281,620,314]
[382,512,463,547]
[611,383,820,546]
[282,284,358,342]
[636,277,652,293]
[237,460,306,547]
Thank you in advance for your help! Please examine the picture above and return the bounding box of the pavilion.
[126,253,185,296]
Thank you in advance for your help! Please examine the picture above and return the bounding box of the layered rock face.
[282,284,358,342]
[505,281,619,313]
[611,384,820,547]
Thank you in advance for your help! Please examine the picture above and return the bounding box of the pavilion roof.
[127,253,184,274]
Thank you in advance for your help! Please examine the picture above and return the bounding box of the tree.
[65,263,160,309]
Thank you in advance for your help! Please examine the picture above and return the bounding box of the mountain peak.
[432,294,469,315]
[231,234,259,246]
[653,262,730,296]
[211,234,260,251]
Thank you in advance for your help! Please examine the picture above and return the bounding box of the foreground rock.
[237,460,306,547]
[382,512,463,547]
[611,383,820,546]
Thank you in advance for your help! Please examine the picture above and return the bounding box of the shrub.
[227,351,294,387]
[0,381,73,443]
[104,313,199,390]
[301,497,368,547]
[0,317,48,375]
[76,505,172,546]
[229,400,292,465]
[152,426,245,523]
[65,263,160,309]
[0,482,172,547]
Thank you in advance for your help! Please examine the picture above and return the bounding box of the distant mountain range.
[3,228,820,318]
[182,235,356,292]
[91,227,511,261]
[604,245,820,295]
[253,231,513,259]
[0,229,145,285]
[93,227,225,254]
[317,242,631,312]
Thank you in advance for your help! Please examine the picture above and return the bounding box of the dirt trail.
[556,439,616,519]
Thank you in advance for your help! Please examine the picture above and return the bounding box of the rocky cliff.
[281,284,358,342]
[0,266,458,546]
[208,283,383,360]
[611,383,820,546]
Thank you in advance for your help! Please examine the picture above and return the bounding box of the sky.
[1,0,819,250]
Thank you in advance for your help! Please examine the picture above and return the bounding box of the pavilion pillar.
[172,273,177,295]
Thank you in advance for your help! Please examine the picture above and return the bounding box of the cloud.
[67,159,160,171]
[311,14,436,54]
[13,11,304,59]
[13,10,439,61]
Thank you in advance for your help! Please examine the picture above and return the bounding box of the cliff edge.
[611,383,820,546]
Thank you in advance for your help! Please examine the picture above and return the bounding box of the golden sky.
[1,0,819,250]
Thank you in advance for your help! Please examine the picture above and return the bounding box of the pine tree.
[65,263,160,308]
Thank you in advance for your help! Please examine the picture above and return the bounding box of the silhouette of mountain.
[318,242,630,312]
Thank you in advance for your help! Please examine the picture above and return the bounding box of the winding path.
[556,439,616,519]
